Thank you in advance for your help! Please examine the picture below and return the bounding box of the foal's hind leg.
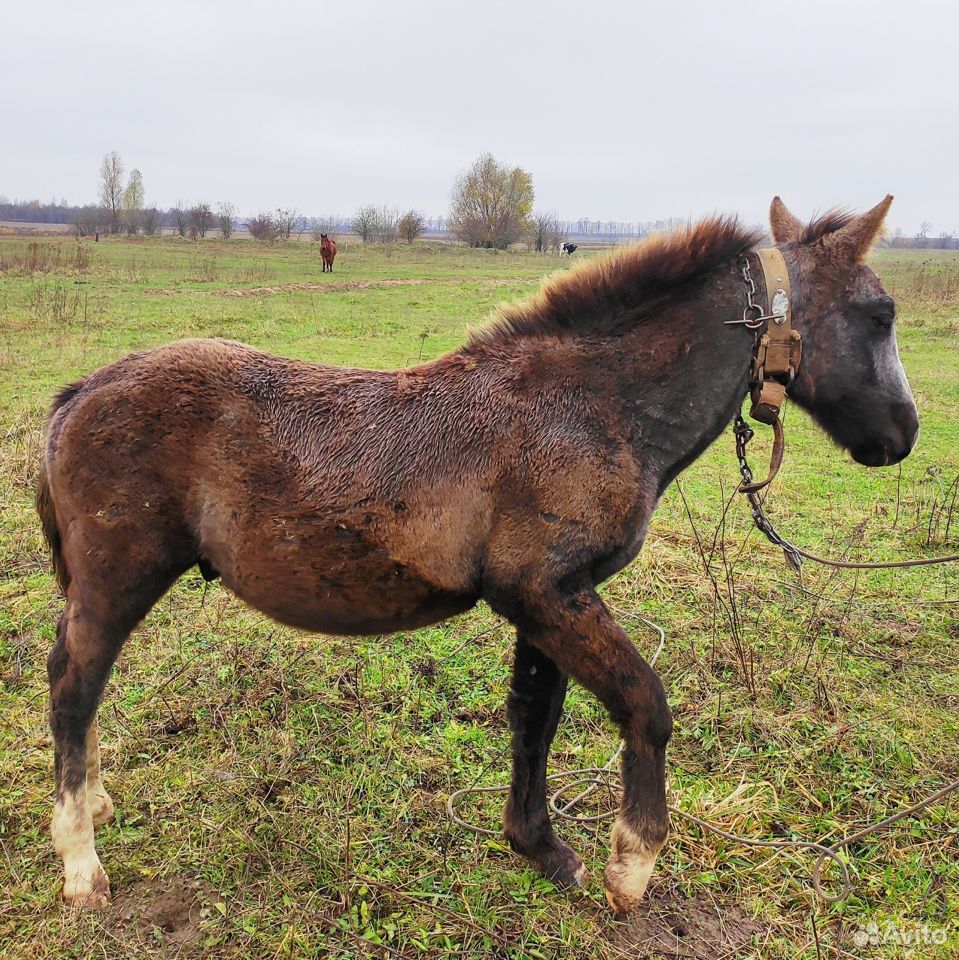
[48,602,125,908]
[48,566,178,908]
[504,634,586,886]
[507,585,672,916]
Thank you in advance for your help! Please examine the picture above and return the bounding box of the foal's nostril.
[886,428,919,466]
[852,443,889,467]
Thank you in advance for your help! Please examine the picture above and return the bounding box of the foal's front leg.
[519,586,672,916]
[504,634,586,886]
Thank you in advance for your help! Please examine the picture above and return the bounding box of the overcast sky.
[3,0,957,234]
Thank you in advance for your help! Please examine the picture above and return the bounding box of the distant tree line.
[3,149,956,249]
[0,197,76,224]
[349,206,426,245]
[885,224,959,250]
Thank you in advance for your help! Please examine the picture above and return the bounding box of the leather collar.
[746,248,802,425]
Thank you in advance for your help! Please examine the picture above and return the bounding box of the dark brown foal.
[39,196,917,914]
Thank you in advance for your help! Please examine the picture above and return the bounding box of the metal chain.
[726,255,776,329]
[733,414,805,574]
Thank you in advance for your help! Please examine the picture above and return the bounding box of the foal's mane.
[799,208,855,244]
[470,216,762,346]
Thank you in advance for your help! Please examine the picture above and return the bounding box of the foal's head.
[773,195,919,466]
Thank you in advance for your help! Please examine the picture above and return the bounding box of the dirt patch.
[107,875,212,952]
[612,884,768,959]
[218,278,429,297]
[143,276,537,297]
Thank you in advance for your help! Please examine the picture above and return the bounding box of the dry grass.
[0,239,956,958]
[0,241,90,277]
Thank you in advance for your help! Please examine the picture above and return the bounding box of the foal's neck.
[599,262,755,493]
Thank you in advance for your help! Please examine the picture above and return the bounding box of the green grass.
[1,237,957,958]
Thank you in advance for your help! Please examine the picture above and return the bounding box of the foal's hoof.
[536,843,588,890]
[63,866,111,911]
[603,853,655,918]
[547,852,588,890]
[507,831,586,890]
[570,860,589,888]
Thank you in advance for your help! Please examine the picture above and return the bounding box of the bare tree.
[918,220,932,239]
[248,212,280,242]
[309,216,338,241]
[170,203,189,237]
[274,208,299,240]
[529,211,560,253]
[351,205,379,244]
[374,205,399,243]
[98,151,125,233]
[448,152,534,249]
[397,210,426,245]
[188,203,214,238]
[141,207,160,236]
[548,218,568,253]
[122,169,145,235]
[71,205,108,237]
[216,202,236,238]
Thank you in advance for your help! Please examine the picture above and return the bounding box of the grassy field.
[0,235,957,959]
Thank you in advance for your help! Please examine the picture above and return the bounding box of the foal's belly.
[236,570,480,635]
[205,523,481,636]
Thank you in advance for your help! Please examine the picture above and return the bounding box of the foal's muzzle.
[851,403,920,467]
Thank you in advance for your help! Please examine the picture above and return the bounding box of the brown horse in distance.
[38,196,917,914]
[320,233,337,272]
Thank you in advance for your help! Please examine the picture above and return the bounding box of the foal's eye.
[863,295,896,329]
[850,292,896,329]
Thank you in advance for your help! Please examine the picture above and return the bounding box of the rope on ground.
[782,544,959,570]
[446,616,959,902]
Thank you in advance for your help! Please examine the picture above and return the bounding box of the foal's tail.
[36,379,86,594]
[37,462,69,593]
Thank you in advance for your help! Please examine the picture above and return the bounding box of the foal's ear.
[769,196,803,244]
[827,195,894,261]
